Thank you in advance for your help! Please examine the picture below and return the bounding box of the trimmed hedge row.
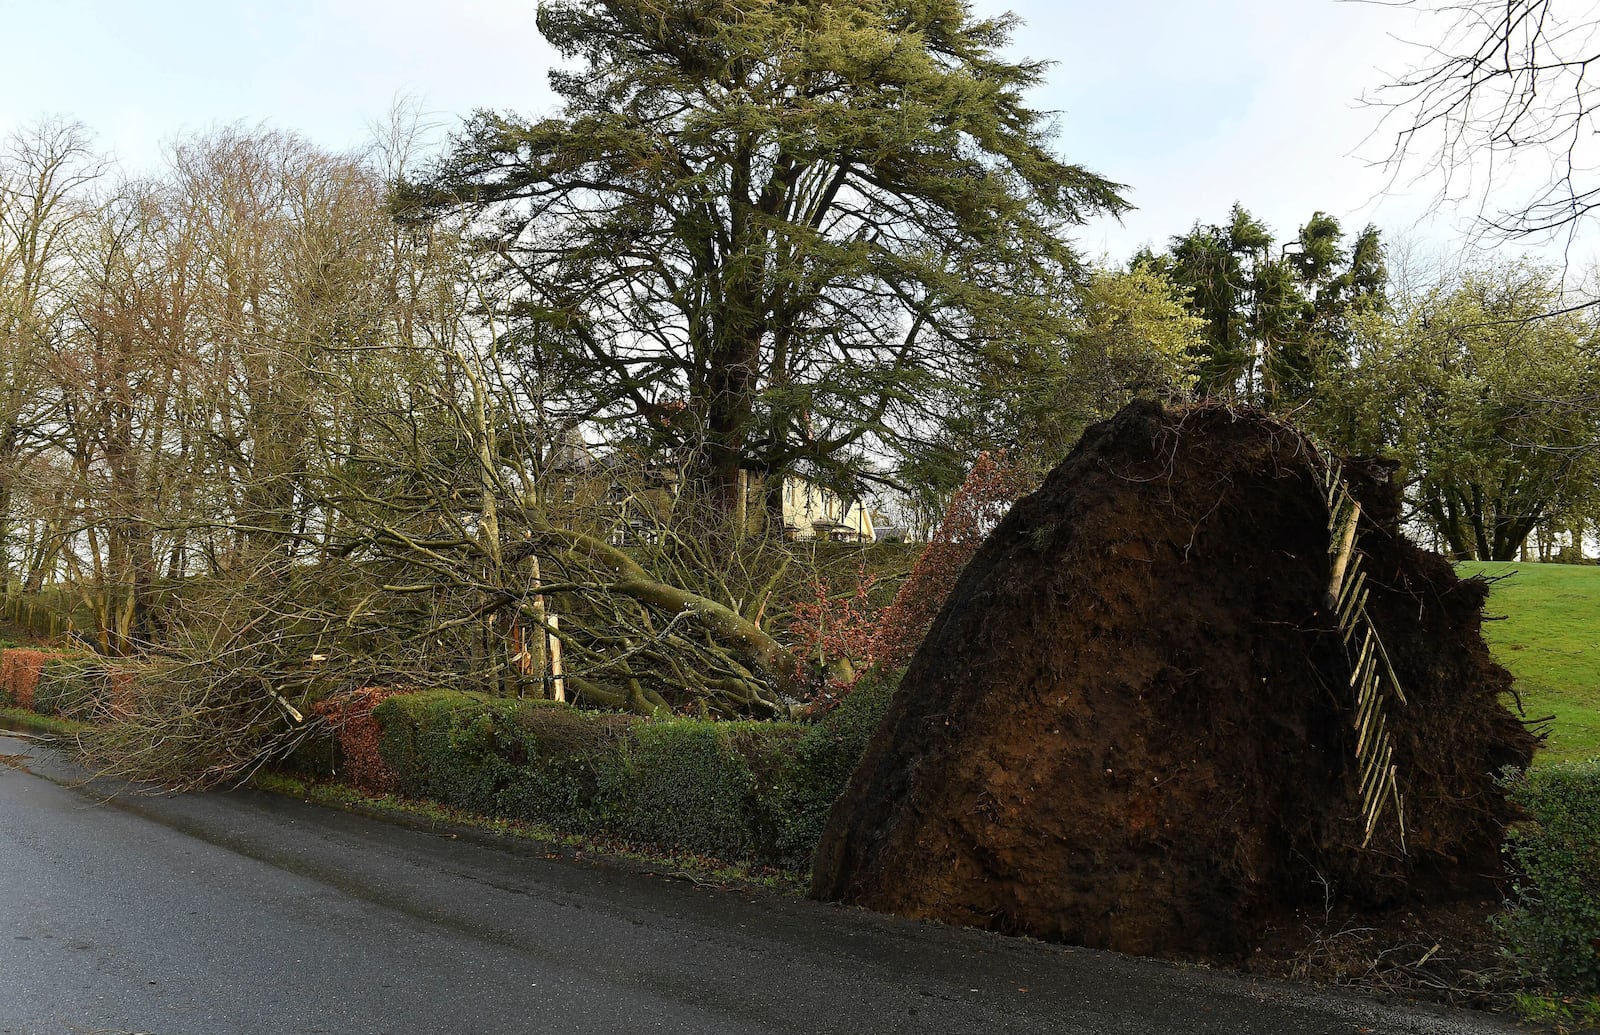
[0,648,98,717]
[372,680,894,872]
[1499,760,1600,995]
[35,658,99,719]
[0,648,64,710]
[0,648,133,723]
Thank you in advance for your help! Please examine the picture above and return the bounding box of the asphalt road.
[0,731,1523,1035]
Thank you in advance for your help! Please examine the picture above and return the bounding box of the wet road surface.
[0,732,1522,1034]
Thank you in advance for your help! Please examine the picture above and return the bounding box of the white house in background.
[546,430,876,543]
[779,476,875,542]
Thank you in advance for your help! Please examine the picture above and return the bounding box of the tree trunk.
[517,550,550,698]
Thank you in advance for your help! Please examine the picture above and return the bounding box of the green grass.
[0,705,89,738]
[1458,562,1600,764]
[1510,991,1600,1027]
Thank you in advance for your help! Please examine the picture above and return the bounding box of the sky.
[0,0,1579,268]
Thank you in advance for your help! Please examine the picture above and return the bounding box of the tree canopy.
[1312,261,1600,560]
[404,0,1126,511]
[1144,205,1384,407]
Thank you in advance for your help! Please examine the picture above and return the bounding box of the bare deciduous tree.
[1365,0,1600,246]
[0,119,102,594]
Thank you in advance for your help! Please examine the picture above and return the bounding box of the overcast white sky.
[0,0,1579,267]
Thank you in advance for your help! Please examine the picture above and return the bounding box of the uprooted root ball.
[812,401,1535,959]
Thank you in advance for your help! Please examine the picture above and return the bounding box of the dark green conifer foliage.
[1149,205,1384,407]
[405,0,1126,509]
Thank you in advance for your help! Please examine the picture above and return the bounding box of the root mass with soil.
[812,402,1535,959]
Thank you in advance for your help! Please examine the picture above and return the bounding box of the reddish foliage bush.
[102,665,137,719]
[0,649,65,711]
[869,452,1032,671]
[788,566,880,707]
[314,686,404,793]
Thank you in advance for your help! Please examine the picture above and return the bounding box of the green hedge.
[761,680,897,867]
[1499,760,1600,995]
[609,718,802,860]
[376,692,603,816]
[373,679,895,871]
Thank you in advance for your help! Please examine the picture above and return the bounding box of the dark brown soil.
[811,401,1537,960]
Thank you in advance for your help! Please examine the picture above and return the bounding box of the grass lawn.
[1457,561,1599,764]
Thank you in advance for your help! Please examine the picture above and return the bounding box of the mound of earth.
[811,401,1536,959]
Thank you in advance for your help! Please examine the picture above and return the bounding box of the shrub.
[99,663,137,719]
[493,705,636,832]
[602,719,803,860]
[375,692,581,810]
[763,676,896,869]
[870,451,1031,671]
[370,688,894,871]
[377,692,806,858]
[1498,760,1600,995]
[0,648,66,710]
[0,650,135,723]
[274,727,339,781]
[32,656,98,719]
[313,686,406,794]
